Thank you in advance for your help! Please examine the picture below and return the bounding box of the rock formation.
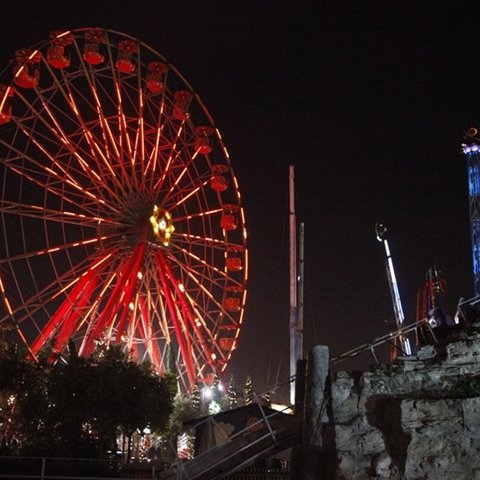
[321,329,480,479]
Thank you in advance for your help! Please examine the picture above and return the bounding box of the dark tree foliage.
[0,343,176,459]
[46,348,97,457]
[0,343,28,391]
[10,356,51,455]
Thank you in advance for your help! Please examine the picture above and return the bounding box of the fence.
[0,456,121,479]
[0,457,289,480]
[225,466,290,480]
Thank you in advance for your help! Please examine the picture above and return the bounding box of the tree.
[0,342,49,451]
[112,358,176,463]
[89,345,175,460]
[163,392,196,461]
[243,375,255,405]
[0,342,176,460]
[227,375,238,409]
[46,349,97,458]
[0,343,29,449]
[12,358,51,455]
[189,384,201,416]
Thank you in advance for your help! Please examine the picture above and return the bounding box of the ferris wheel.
[0,28,247,390]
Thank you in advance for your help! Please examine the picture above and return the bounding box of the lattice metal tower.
[462,128,480,297]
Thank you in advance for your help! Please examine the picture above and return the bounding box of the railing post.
[302,345,330,480]
[40,457,46,480]
[369,345,379,363]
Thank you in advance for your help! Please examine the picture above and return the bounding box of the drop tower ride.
[463,128,480,297]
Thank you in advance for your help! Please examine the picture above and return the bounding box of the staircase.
[159,407,301,480]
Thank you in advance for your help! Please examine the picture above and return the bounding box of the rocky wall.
[327,332,480,479]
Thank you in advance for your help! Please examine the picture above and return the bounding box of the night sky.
[2,2,480,402]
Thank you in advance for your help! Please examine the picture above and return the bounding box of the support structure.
[298,222,305,364]
[289,166,305,405]
[462,128,480,297]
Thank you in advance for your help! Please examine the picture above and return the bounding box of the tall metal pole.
[298,222,305,362]
[289,165,297,405]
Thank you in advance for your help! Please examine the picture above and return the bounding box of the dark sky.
[2,1,480,401]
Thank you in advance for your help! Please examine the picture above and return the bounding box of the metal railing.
[224,466,290,480]
[331,317,437,365]
[165,397,300,480]
[0,455,290,480]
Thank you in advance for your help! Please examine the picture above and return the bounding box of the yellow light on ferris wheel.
[149,205,175,246]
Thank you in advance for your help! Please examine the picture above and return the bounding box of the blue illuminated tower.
[463,128,480,297]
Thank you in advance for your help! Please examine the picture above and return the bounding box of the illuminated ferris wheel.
[0,28,247,390]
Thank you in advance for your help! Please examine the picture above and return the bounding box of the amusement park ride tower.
[375,224,413,356]
[463,128,480,297]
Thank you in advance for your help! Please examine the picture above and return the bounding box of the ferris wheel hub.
[149,205,174,247]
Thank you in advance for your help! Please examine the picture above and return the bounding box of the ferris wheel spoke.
[140,261,171,340]
[69,37,123,161]
[169,242,241,288]
[132,75,147,187]
[1,251,106,326]
[13,88,117,198]
[167,261,239,329]
[0,234,109,266]
[169,252,224,296]
[154,251,196,386]
[70,41,132,189]
[30,263,102,357]
[145,104,167,188]
[178,278,239,369]
[103,53,137,186]
[167,253,240,328]
[115,86,134,168]
[0,137,117,217]
[81,241,146,356]
[77,269,120,355]
[158,142,213,208]
[135,295,165,372]
[43,56,125,191]
[153,120,188,194]
[181,285,229,365]
[39,57,121,185]
[148,282,174,346]
[174,207,223,223]
[157,253,220,367]
[0,199,117,228]
[161,151,202,205]
[19,94,124,206]
[174,232,231,250]
[168,179,209,211]
[102,36,136,167]
[187,271,244,327]
[113,248,147,345]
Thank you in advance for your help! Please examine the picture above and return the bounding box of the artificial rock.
[320,330,480,479]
